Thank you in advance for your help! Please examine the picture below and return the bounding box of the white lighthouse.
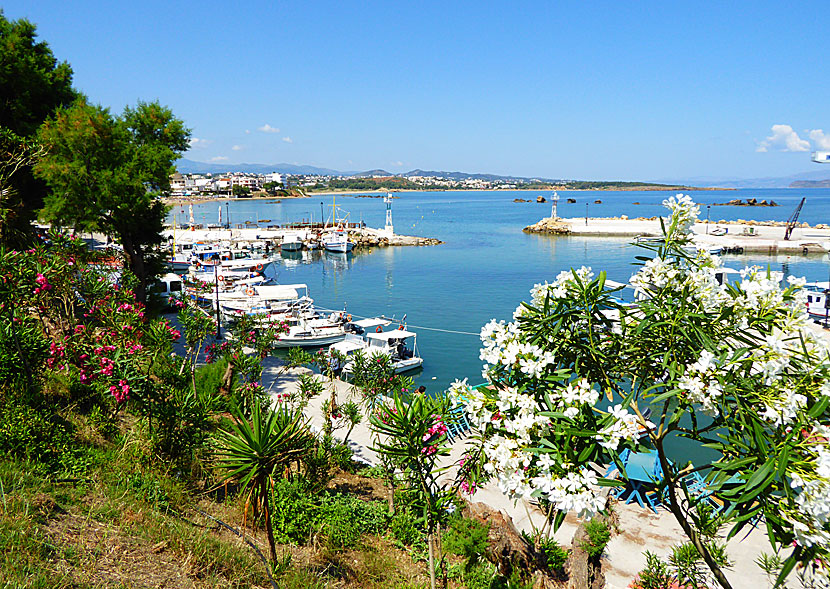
[382,193,394,237]
[550,191,560,220]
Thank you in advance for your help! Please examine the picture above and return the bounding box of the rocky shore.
[351,231,442,247]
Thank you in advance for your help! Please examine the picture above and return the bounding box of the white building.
[265,172,283,185]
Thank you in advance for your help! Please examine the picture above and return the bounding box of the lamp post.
[213,261,221,339]
[706,205,711,234]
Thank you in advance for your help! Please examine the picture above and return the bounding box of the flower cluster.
[677,350,723,416]
[33,272,52,295]
[528,266,595,310]
[205,341,231,363]
[109,379,130,403]
[661,193,699,239]
[421,414,448,455]
[597,405,654,451]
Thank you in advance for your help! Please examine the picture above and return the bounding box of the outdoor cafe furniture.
[606,448,663,513]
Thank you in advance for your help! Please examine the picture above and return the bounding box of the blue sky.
[4,1,830,181]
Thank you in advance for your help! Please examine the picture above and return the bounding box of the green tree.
[371,391,455,589]
[34,99,190,303]
[0,11,77,246]
[452,195,830,588]
[0,129,47,246]
[217,402,314,564]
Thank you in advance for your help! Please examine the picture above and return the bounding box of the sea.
[171,188,830,395]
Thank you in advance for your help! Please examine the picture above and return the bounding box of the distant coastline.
[163,185,729,205]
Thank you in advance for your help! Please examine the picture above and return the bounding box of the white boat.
[331,322,423,375]
[272,312,351,348]
[322,228,353,253]
[219,284,314,320]
[281,232,303,252]
[364,328,423,373]
[804,282,830,319]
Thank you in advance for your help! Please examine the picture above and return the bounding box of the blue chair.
[615,449,663,513]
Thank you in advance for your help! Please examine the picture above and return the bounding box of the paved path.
[259,358,779,589]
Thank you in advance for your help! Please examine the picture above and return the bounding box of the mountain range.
[177,158,830,189]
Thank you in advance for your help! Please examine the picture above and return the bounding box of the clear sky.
[4,0,829,181]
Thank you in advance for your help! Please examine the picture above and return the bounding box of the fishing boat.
[328,318,391,368]
[322,227,353,253]
[280,232,304,252]
[321,195,354,253]
[272,311,352,348]
[364,328,423,373]
[331,322,423,375]
[804,282,830,319]
[218,284,314,320]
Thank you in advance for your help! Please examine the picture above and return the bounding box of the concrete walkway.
[259,358,780,589]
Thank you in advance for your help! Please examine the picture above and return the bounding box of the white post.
[551,191,559,220]
[384,193,394,236]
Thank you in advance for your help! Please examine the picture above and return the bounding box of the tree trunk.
[120,234,148,304]
[428,530,436,589]
[261,478,277,565]
[465,502,550,581]
[655,439,734,589]
[219,361,235,397]
[387,472,395,515]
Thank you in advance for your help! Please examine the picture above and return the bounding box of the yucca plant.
[216,402,313,564]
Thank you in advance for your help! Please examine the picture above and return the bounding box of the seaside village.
[4,9,830,589]
[168,170,536,198]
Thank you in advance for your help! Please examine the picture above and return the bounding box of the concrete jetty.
[525,216,830,255]
[163,226,442,249]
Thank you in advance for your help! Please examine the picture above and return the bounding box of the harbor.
[169,189,830,391]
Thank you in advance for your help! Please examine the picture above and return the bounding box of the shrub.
[0,402,81,472]
[270,479,390,548]
[581,518,611,559]
[194,358,230,401]
[389,507,422,546]
[317,493,389,549]
[629,551,674,589]
[443,516,489,567]
[270,478,317,545]
[449,560,499,589]
[538,536,568,573]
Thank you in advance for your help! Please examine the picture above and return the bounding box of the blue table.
[617,449,663,513]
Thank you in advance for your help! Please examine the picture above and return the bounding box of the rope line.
[313,307,481,337]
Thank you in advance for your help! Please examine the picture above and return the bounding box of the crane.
[784,197,806,240]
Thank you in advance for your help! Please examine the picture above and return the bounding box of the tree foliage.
[34,99,190,303]
[0,10,77,246]
[452,195,830,588]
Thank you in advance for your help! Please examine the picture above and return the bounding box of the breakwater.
[524,216,830,254]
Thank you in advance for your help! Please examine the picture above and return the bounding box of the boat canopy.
[252,285,305,300]
[330,335,366,354]
[367,329,416,340]
[353,317,390,329]
[604,279,631,290]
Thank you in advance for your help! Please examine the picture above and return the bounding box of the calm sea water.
[171,188,830,394]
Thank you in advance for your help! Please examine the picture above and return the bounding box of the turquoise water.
[171,188,830,393]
